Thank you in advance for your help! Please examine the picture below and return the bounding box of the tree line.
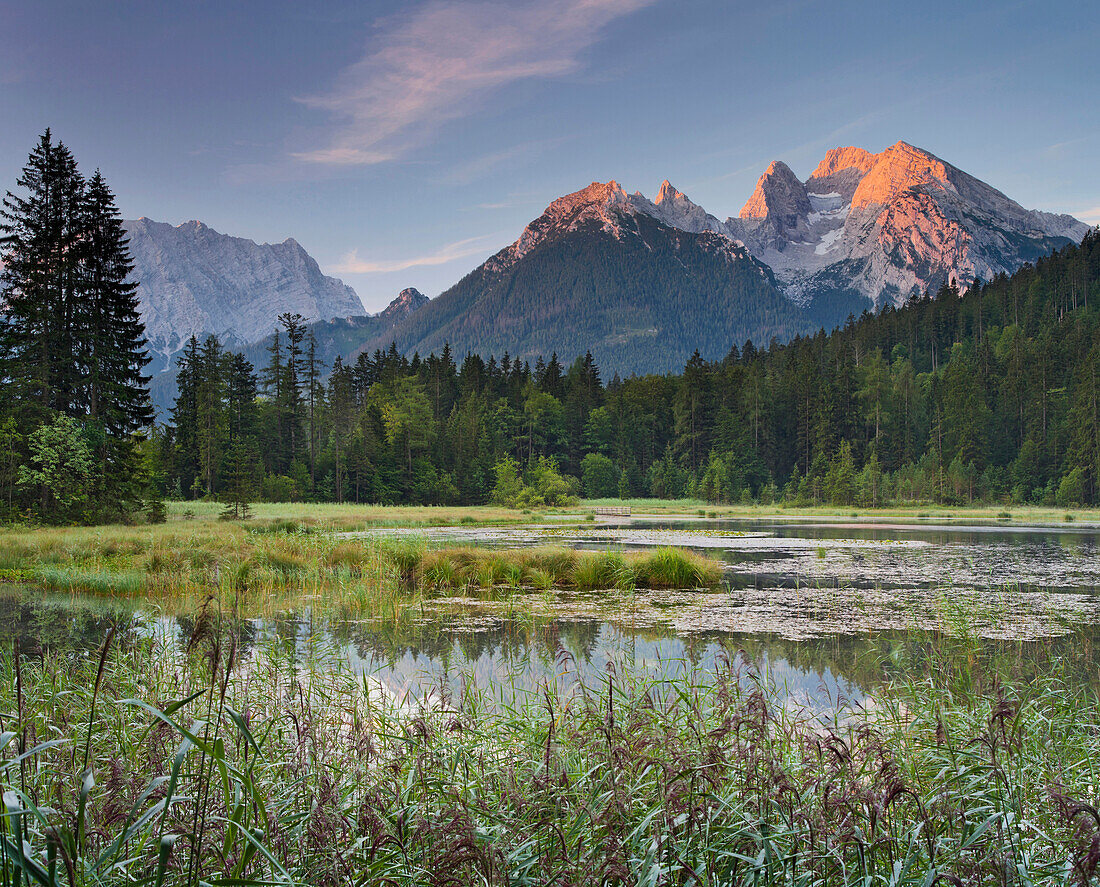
[157,228,1100,510]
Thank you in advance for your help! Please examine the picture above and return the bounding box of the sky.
[2,0,1098,312]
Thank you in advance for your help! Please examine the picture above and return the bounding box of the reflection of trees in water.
[0,593,144,657]
[325,614,680,675]
[5,591,1096,696]
[712,629,1100,694]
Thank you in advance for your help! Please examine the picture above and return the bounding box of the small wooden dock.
[594,506,631,517]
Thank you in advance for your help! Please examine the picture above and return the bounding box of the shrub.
[1056,467,1087,508]
[581,453,618,499]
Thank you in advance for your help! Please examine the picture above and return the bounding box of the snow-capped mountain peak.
[721,142,1089,309]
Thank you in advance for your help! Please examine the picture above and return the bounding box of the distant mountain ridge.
[131,141,1089,401]
[148,286,428,412]
[354,142,1087,374]
[724,141,1088,310]
[351,181,837,376]
[124,218,364,372]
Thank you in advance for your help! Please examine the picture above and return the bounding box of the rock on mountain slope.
[124,218,364,372]
[363,181,825,376]
[725,141,1089,310]
[381,287,430,321]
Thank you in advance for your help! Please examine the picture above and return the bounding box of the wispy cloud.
[333,233,504,274]
[1076,205,1100,225]
[293,0,656,166]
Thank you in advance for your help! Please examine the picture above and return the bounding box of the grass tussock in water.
[0,622,1097,886]
[406,544,719,593]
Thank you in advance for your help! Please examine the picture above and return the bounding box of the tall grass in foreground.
[0,620,1097,885]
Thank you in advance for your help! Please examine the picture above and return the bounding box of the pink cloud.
[293,0,656,166]
[333,233,504,273]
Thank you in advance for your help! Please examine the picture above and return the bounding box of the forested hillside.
[157,230,1100,508]
[359,210,835,376]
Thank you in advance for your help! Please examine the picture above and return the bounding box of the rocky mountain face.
[379,287,429,322]
[725,141,1088,310]
[124,218,365,372]
[362,181,825,376]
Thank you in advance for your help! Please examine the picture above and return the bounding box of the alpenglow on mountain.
[725,141,1088,310]
[352,180,825,375]
[124,218,364,372]
[357,142,1086,374]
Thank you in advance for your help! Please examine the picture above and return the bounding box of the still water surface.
[6,517,1099,705]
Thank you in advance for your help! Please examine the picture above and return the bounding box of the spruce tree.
[171,336,202,496]
[0,130,85,422]
[80,170,153,504]
[221,353,259,519]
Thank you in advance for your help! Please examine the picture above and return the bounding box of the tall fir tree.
[0,130,85,422]
[1,132,152,519]
[80,170,153,504]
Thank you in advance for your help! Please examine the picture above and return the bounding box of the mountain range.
[127,141,1089,401]
[124,218,365,373]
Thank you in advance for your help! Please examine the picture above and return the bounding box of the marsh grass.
[0,618,1097,886]
[404,545,719,595]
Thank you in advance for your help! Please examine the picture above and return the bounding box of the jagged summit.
[723,141,1089,309]
[740,160,811,222]
[645,180,728,236]
[655,179,684,204]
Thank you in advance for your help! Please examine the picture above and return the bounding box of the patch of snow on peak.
[807,192,844,213]
[814,227,844,256]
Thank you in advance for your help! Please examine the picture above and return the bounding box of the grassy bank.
[163,500,556,529]
[582,497,1100,525]
[0,625,1096,886]
[0,507,721,613]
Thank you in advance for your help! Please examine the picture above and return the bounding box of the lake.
[5,516,1099,708]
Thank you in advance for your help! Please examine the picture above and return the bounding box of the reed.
[0,621,1095,886]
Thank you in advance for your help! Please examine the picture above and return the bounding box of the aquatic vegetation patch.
[396,545,720,593]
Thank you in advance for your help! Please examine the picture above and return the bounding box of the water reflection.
[4,517,1099,706]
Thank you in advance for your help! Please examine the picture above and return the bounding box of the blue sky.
[3,0,1097,312]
